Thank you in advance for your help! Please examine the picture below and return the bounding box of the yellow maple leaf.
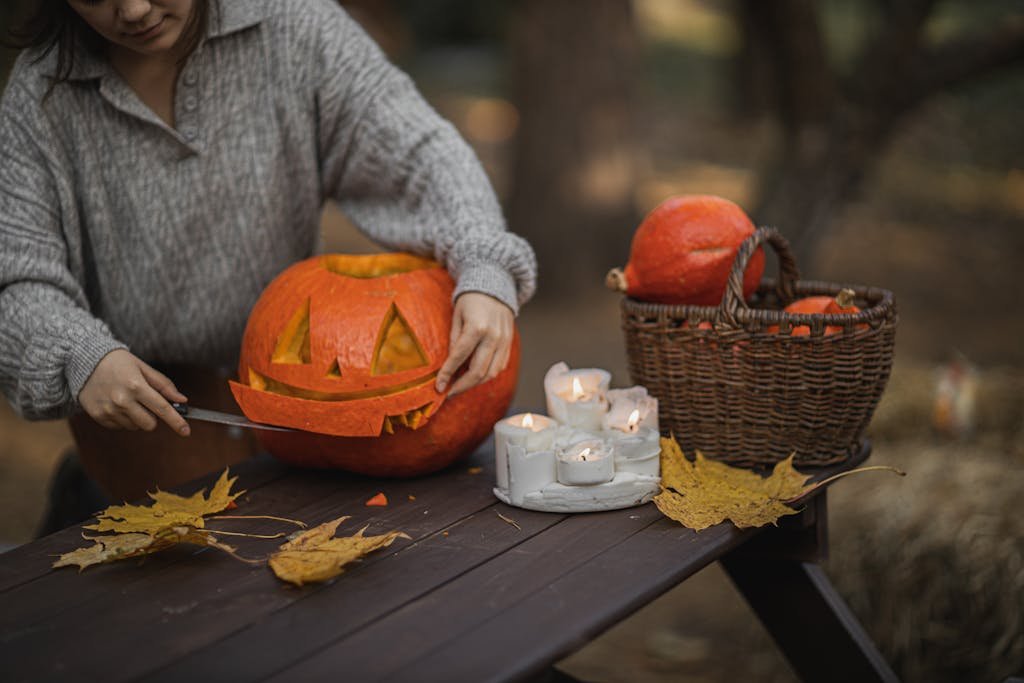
[654,436,903,531]
[85,469,245,534]
[269,516,409,586]
[52,526,238,571]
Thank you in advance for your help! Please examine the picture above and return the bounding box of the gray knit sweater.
[0,0,537,420]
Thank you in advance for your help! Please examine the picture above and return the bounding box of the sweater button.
[183,70,198,86]
[184,95,198,111]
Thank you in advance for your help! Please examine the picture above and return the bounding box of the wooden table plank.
[147,502,565,683]
[380,519,751,683]
[1,448,500,683]
[266,503,670,682]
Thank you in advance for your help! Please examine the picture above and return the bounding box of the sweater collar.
[61,0,267,81]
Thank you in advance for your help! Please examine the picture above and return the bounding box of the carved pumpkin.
[229,253,520,477]
[606,194,765,305]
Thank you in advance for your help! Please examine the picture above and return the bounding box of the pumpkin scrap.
[365,492,388,507]
[268,516,409,586]
[655,436,904,531]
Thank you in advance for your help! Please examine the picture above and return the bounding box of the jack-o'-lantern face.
[230,253,454,437]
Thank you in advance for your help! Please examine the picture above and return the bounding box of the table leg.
[720,494,899,683]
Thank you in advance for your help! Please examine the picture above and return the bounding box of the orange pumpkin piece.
[230,252,520,478]
[768,289,866,336]
[607,194,765,306]
[365,492,388,507]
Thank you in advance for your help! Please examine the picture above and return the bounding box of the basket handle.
[719,226,800,323]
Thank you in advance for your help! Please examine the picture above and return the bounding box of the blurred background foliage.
[1,1,1023,681]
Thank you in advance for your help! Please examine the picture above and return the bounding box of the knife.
[171,403,298,432]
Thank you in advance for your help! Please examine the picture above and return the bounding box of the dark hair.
[4,0,211,85]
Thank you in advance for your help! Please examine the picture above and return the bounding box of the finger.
[139,363,187,403]
[123,399,159,432]
[488,337,512,380]
[436,312,466,392]
[448,336,497,396]
[437,324,479,394]
[108,409,139,431]
[137,385,191,436]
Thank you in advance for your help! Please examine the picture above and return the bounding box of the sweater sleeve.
[300,1,537,313]
[0,78,126,420]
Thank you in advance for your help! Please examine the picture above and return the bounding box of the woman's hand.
[436,292,514,396]
[78,349,191,435]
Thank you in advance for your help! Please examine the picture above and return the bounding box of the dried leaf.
[53,526,238,571]
[655,436,903,531]
[269,516,408,586]
[85,469,244,534]
[365,492,388,507]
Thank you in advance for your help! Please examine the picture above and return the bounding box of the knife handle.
[171,402,189,416]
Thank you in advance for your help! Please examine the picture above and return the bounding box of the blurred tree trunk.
[738,0,1024,271]
[508,0,639,301]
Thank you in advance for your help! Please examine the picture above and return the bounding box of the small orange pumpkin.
[607,195,765,305]
[768,288,866,336]
[229,253,519,477]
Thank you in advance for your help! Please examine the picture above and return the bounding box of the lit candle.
[607,428,661,478]
[544,362,611,431]
[602,386,659,433]
[493,413,558,491]
[556,439,614,486]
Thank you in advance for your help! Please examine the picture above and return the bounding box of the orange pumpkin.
[229,253,520,477]
[606,194,765,305]
[768,288,865,336]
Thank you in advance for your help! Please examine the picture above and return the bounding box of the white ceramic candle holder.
[603,386,659,433]
[493,363,662,514]
[544,362,611,431]
[493,413,559,491]
[556,439,614,486]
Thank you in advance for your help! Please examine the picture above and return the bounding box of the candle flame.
[571,377,584,400]
[522,413,534,429]
[627,409,640,428]
[579,447,591,462]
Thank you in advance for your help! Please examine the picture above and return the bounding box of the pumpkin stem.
[605,267,628,292]
[834,288,856,309]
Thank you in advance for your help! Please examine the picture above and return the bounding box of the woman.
[0,0,536,510]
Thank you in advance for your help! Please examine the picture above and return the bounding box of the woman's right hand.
[78,349,191,435]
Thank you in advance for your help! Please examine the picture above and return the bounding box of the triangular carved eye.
[325,359,342,378]
[372,304,427,376]
[272,299,311,364]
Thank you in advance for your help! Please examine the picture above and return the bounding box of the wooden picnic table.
[0,437,897,683]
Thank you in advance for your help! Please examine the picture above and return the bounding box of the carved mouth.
[246,368,438,433]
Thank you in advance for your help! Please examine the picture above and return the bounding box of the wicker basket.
[618,226,898,468]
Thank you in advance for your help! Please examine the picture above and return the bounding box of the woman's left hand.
[436,292,514,396]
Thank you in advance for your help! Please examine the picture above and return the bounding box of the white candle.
[607,426,661,477]
[556,439,614,486]
[507,444,556,505]
[603,386,659,433]
[494,413,559,490]
[544,362,611,431]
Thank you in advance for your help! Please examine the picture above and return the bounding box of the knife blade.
[171,403,298,433]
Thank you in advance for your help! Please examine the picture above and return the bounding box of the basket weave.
[618,227,898,468]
